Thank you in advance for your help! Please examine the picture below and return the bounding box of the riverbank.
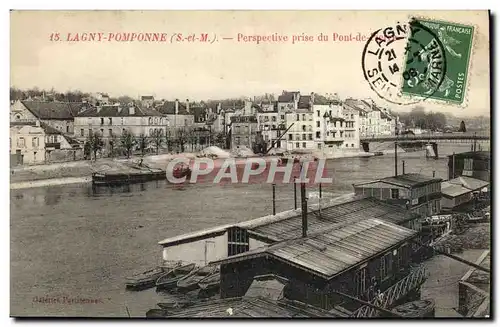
[9,151,376,189]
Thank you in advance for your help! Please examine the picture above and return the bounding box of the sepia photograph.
[9,10,491,318]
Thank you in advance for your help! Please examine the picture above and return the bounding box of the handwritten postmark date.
[362,20,447,105]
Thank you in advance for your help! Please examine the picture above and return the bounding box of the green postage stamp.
[401,18,475,104]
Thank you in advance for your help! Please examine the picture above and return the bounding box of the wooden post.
[294,177,297,210]
[319,183,322,198]
[452,152,455,179]
[301,183,308,237]
[402,160,405,174]
[272,183,276,216]
[394,141,398,176]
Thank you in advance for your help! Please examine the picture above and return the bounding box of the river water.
[10,143,487,317]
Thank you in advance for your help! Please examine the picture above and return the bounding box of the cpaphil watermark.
[166,158,333,185]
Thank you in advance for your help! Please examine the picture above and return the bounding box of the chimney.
[300,183,308,237]
[186,99,190,113]
[129,104,135,115]
[175,99,179,115]
[310,92,315,106]
[35,120,40,127]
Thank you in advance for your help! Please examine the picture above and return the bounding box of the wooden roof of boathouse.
[210,218,417,280]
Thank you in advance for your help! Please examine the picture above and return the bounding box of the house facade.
[74,103,167,151]
[313,98,360,155]
[10,121,77,165]
[156,99,195,136]
[230,115,258,151]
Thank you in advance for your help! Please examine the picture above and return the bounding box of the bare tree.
[151,129,164,155]
[176,128,188,153]
[108,133,117,158]
[137,133,149,156]
[87,131,104,161]
[120,130,136,158]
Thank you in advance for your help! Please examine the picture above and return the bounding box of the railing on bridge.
[360,132,490,142]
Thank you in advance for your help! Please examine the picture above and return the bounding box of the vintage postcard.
[10,10,491,318]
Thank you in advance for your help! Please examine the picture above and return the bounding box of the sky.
[10,10,490,116]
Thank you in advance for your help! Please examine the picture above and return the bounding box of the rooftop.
[163,273,346,318]
[446,176,489,192]
[248,197,419,242]
[441,183,471,198]
[278,91,300,103]
[157,194,418,247]
[77,105,163,117]
[19,100,89,120]
[157,101,190,115]
[354,173,442,189]
[212,218,417,279]
[161,296,344,318]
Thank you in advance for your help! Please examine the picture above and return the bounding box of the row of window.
[98,117,169,126]
[80,128,165,137]
[13,136,56,148]
[287,133,313,141]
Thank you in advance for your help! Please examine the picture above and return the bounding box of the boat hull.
[93,171,166,186]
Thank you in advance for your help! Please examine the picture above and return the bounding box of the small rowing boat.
[126,266,166,290]
[177,264,218,293]
[198,270,220,290]
[155,263,196,290]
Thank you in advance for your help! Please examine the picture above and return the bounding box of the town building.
[448,151,491,182]
[344,98,387,138]
[313,95,360,155]
[10,100,88,134]
[140,95,155,108]
[156,99,195,133]
[211,218,424,315]
[10,121,80,165]
[353,173,443,219]
[74,103,167,155]
[256,103,286,151]
[230,115,258,151]
[277,90,300,112]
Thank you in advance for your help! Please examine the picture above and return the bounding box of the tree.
[108,133,117,158]
[120,130,136,158]
[459,120,467,133]
[87,131,104,161]
[165,130,172,152]
[151,129,164,154]
[137,133,150,156]
[176,128,188,153]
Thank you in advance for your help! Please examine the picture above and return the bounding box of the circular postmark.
[361,19,448,105]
